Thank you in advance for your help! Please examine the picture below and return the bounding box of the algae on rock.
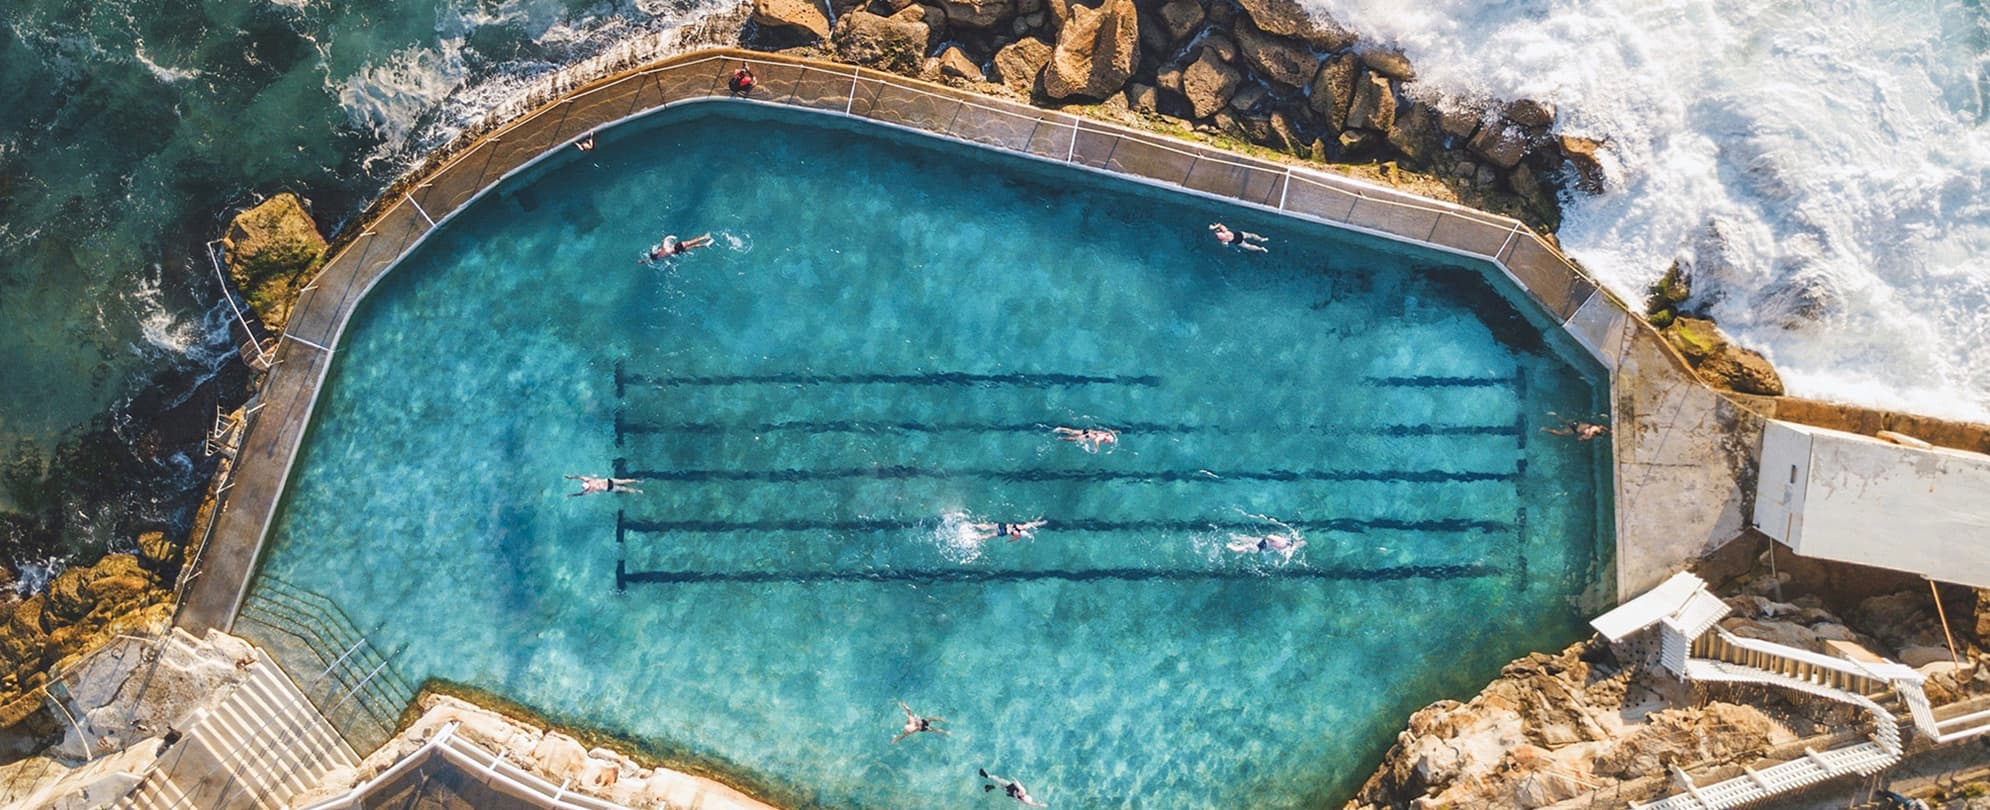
[221,193,327,335]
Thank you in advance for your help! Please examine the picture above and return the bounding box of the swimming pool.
[243,103,1611,808]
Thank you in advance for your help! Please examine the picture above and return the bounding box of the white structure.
[1754,420,1990,590]
[1596,572,1990,810]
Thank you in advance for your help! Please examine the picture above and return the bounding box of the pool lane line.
[1362,374,1519,388]
[619,371,1164,388]
[618,516,1512,535]
[612,418,1525,438]
[614,465,1518,484]
[613,560,1501,589]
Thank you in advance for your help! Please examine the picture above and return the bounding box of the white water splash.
[133,37,199,84]
[1308,0,1990,421]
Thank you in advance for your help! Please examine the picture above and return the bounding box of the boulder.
[1307,52,1358,133]
[1899,645,1955,668]
[1437,102,1483,139]
[1267,108,1308,155]
[1468,121,1529,168]
[1359,47,1415,80]
[1345,69,1394,133]
[935,45,982,80]
[1228,83,1267,114]
[530,733,588,775]
[750,0,832,43]
[136,530,176,569]
[1233,0,1354,49]
[1386,102,1439,164]
[1177,48,1242,118]
[1199,33,1237,63]
[1505,98,1556,128]
[991,36,1053,94]
[221,193,326,335]
[932,0,1013,28]
[832,9,932,74]
[1041,0,1140,100]
[1665,318,1786,396]
[1123,82,1159,114]
[1558,134,1608,193]
[1978,588,1990,643]
[1157,0,1204,41]
[1232,21,1315,90]
[1338,128,1382,156]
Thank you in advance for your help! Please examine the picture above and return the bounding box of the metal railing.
[231,575,419,753]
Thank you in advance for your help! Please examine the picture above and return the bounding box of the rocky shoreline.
[1345,536,1990,809]
[746,0,1607,235]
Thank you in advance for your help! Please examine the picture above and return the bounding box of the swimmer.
[729,65,757,96]
[979,769,1047,807]
[968,519,1047,544]
[1542,418,1608,441]
[565,474,643,496]
[892,701,948,743]
[1227,531,1306,563]
[1209,222,1269,253]
[642,232,716,262]
[1052,426,1119,453]
[575,132,595,152]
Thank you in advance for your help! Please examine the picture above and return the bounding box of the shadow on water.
[1415,263,1549,355]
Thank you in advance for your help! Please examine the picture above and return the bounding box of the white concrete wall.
[1754,420,1813,545]
[1759,421,1990,589]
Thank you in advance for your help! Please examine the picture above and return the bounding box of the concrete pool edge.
[176,44,1754,746]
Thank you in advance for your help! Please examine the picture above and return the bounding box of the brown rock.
[1157,0,1204,41]
[1308,52,1357,133]
[931,0,1013,28]
[1268,108,1308,155]
[1041,0,1140,100]
[221,193,326,334]
[1558,134,1608,193]
[1198,33,1237,63]
[1666,318,1787,396]
[1338,128,1381,156]
[1468,121,1529,168]
[1345,69,1394,133]
[1232,21,1315,90]
[1438,102,1483,139]
[1227,83,1267,114]
[1976,589,1990,643]
[833,9,933,74]
[1233,0,1354,49]
[1505,98,1556,128]
[936,45,982,80]
[1123,82,1158,114]
[46,567,94,623]
[1386,102,1439,164]
[991,36,1052,94]
[1359,47,1415,80]
[750,0,831,42]
[1177,48,1241,118]
[136,530,176,568]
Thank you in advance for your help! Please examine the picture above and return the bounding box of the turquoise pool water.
[247,104,1610,808]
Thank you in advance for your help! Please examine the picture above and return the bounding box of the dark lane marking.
[615,560,1500,589]
[616,466,1518,484]
[612,417,1524,438]
[1363,375,1516,388]
[620,516,1511,534]
[621,371,1163,388]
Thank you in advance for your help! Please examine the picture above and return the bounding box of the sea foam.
[1308,0,1990,420]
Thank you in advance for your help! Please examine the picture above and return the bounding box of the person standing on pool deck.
[893,701,948,743]
[1208,222,1268,252]
[729,65,756,96]
[565,474,642,496]
[980,769,1047,807]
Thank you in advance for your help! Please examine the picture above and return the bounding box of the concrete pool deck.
[176,46,1756,692]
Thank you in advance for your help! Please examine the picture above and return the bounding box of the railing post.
[845,67,859,115]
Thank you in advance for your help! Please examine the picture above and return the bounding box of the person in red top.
[729,65,756,96]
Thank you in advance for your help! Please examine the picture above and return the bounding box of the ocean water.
[0,0,734,516]
[1312,0,1990,421]
[244,105,1609,808]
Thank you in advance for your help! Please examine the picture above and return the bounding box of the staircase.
[1600,573,1990,810]
[112,635,358,810]
[232,575,420,753]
